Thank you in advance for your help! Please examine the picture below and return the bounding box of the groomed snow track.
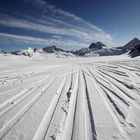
[0,57,140,140]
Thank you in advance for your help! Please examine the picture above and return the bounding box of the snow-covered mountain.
[73,41,106,56]
[12,46,65,55]
[74,41,125,56]
[11,47,36,57]
[11,46,75,58]
[4,37,140,58]
[74,38,140,56]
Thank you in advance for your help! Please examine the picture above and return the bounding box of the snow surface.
[0,54,140,140]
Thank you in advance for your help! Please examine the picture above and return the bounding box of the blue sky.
[0,0,140,51]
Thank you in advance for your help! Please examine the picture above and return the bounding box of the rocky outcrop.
[89,41,106,50]
[122,37,140,51]
[129,44,140,57]
[43,46,64,53]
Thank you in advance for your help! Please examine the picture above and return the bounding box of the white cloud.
[0,32,88,48]
[0,0,112,47]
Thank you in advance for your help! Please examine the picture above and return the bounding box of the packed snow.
[0,53,140,140]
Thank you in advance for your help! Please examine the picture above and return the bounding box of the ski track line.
[0,65,62,77]
[115,64,139,72]
[44,72,73,140]
[88,65,140,110]
[71,70,85,140]
[0,78,55,140]
[72,68,96,140]
[84,66,129,139]
[86,65,128,114]
[100,85,126,120]
[0,70,53,86]
[97,67,129,77]
[97,66,132,86]
[115,65,140,88]
[0,77,51,119]
[97,70,135,98]
[97,70,140,109]
[32,76,66,140]
[61,71,79,140]
[84,66,130,109]
[0,76,49,111]
[95,70,134,101]
[0,72,49,90]
[0,65,62,85]
[93,71,130,108]
[0,69,45,81]
[97,67,134,88]
[93,75,128,119]
[82,70,97,140]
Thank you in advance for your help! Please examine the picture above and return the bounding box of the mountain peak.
[89,41,106,50]
[43,45,64,53]
[132,37,140,41]
[123,37,140,50]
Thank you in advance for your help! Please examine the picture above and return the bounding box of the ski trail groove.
[0,78,55,139]
[32,76,66,140]
[84,66,129,139]
[82,70,97,140]
[62,71,79,140]
[0,76,49,112]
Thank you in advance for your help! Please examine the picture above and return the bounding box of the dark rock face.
[0,50,6,54]
[129,44,140,57]
[89,41,106,50]
[74,48,90,56]
[92,48,124,56]
[43,46,64,53]
[11,51,21,55]
[123,37,140,51]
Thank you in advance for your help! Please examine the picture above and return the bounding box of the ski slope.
[0,54,140,140]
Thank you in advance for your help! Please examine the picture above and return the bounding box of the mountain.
[73,41,106,56]
[11,46,75,58]
[89,41,106,50]
[6,38,140,58]
[122,37,140,51]
[0,49,6,55]
[85,38,140,57]
[129,44,140,57]
[74,48,90,56]
[42,46,64,53]
[86,47,124,56]
[11,47,36,57]
[11,46,65,57]
[74,41,125,56]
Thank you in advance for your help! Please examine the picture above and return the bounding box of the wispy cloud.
[0,0,112,48]
[0,32,88,48]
